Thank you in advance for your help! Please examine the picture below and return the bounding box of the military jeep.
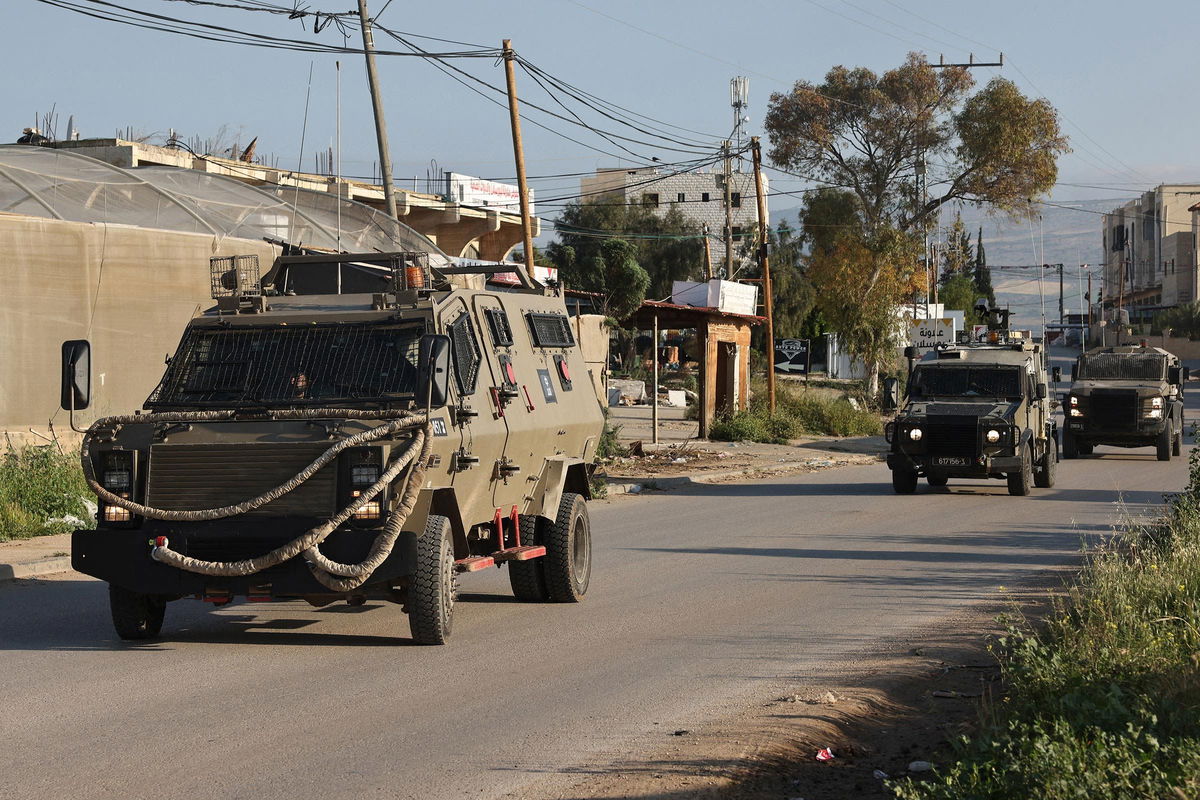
[1063,345,1187,461]
[886,333,1059,496]
[63,252,605,644]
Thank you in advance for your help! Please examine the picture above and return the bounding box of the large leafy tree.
[545,200,704,304]
[550,237,649,320]
[765,54,1067,392]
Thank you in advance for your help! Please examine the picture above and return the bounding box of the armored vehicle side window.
[447,313,482,396]
[910,366,1022,398]
[1077,354,1165,381]
[526,312,576,348]
[146,322,421,408]
[484,307,514,347]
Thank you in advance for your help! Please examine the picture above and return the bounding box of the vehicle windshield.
[1076,353,1165,381]
[146,322,422,408]
[910,365,1023,398]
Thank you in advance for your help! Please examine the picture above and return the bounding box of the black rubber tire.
[109,584,166,640]
[1078,441,1094,456]
[1062,430,1078,460]
[926,472,948,487]
[1007,444,1033,496]
[1035,437,1057,489]
[891,467,918,494]
[544,493,591,603]
[408,514,455,645]
[1157,427,1172,462]
[1174,427,1183,457]
[508,513,549,602]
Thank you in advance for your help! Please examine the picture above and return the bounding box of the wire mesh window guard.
[146,322,422,408]
[447,313,481,396]
[484,307,514,347]
[526,312,576,348]
[1077,354,1166,381]
[910,366,1022,398]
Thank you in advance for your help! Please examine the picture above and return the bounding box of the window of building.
[676,192,686,203]
[732,226,743,240]
[642,193,660,208]
[731,192,741,208]
[701,192,710,202]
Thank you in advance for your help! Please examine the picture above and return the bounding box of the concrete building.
[1101,185,1200,322]
[579,166,767,273]
[44,138,534,261]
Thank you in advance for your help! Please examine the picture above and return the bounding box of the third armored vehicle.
[64,252,605,644]
[1063,345,1187,460]
[886,332,1059,495]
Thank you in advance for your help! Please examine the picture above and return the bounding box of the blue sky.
[4,0,1199,217]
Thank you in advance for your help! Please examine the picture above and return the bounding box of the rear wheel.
[1157,427,1172,461]
[109,584,166,641]
[409,514,455,645]
[1007,444,1033,496]
[1078,441,1094,456]
[508,514,549,602]
[891,466,918,494]
[1174,426,1183,456]
[1035,436,1057,488]
[544,493,591,602]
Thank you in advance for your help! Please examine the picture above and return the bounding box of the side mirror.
[1168,365,1184,385]
[418,334,452,409]
[1185,367,1192,383]
[1051,366,1062,383]
[903,345,919,360]
[881,377,900,412]
[60,340,91,411]
[1036,382,1048,400]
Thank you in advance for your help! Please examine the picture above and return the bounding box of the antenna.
[730,77,749,159]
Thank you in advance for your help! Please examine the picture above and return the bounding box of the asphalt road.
[2,389,1193,800]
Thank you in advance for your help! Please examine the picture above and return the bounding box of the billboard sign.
[446,172,530,214]
[909,318,955,348]
[774,338,811,374]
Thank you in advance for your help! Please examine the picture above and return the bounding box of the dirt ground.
[540,585,1058,800]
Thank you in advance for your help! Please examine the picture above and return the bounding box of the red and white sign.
[447,172,531,214]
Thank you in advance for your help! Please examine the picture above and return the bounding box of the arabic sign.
[446,172,530,213]
[909,318,956,348]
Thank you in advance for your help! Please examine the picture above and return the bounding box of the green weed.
[0,445,91,541]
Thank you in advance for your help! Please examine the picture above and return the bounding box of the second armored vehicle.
[886,333,1059,495]
[1063,345,1187,460]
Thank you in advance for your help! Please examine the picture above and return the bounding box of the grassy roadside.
[895,451,1200,799]
[710,378,882,444]
[0,445,91,541]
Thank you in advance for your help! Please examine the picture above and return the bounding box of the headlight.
[1070,408,1084,417]
[986,429,1001,443]
[1151,397,1164,409]
[350,462,383,520]
[1147,408,1163,419]
[1069,396,1079,407]
[908,427,923,441]
[100,451,134,524]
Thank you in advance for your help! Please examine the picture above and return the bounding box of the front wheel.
[1157,427,1172,462]
[926,471,948,487]
[109,584,166,640]
[409,514,455,645]
[508,514,549,602]
[544,493,591,602]
[1034,436,1057,489]
[1007,444,1033,496]
[1174,426,1183,457]
[892,466,918,494]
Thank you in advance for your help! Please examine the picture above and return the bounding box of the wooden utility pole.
[501,39,539,290]
[356,0,398,219]
[702,224,713,280]
[722,140,734,278]
[751,137,775,413]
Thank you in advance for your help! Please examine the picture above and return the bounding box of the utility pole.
[702,224,713,280]
[501,39,538,291]
[1058,263,1065,325]
[356,0,397,219]
[751,137,775,413]
[722,140,733,278]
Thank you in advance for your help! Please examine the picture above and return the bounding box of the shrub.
[0,445,91,541]
[708,382,882,443]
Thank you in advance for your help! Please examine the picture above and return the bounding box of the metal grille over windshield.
[912,367,1022,398]
[147,323,422,408]
[1077,354,1165,381]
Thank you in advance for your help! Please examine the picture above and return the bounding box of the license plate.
[934,456,969,467]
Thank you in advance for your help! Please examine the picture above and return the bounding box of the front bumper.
[1066,418,1166,445]
[887,452,1022,477]
[72,520,416,597]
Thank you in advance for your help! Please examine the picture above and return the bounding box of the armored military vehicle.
[1063,345,1187,461]
[886,331,1059,495]
[63,252,605,644]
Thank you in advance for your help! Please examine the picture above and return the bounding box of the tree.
[545,200,704,301]
[764,53,1069,237]
[973,226,995,306]
[939,212,973,282]
[553,237,648,321]
[765,54,1067,392]
[939,274,984,326]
